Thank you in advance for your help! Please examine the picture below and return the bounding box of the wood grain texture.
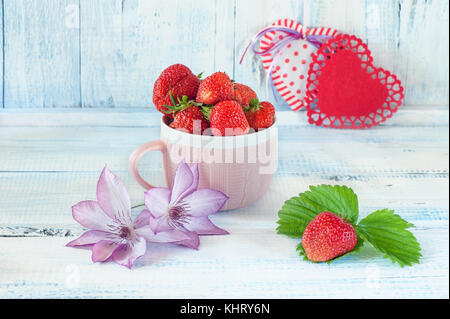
[0,107,448,298]
[236,0,449,109]
[305,0,367,36]
[234,0,306,105]
[0,229,447,298]
[396,0,450,105]
[0,0,447,108]
[1,0,3,108]
[3,0,81,108]
[80,0,231,107]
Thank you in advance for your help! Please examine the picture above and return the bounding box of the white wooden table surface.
[0,106,448,299]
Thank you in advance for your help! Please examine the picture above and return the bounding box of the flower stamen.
[167,201,191,229]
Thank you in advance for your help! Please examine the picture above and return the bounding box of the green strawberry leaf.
[276,184,359,239]
[277,185,421,267]
[356,209,422,267]
[169,90,177,106]
[276,195,318,238]
[296,242,309,261]
[201,106,213,121]
[305,185,359,224]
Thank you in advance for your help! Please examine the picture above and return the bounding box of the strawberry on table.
[233,83,257,106]
[301,211,358,262]
[153,64,201,117]
[207,100,250,136]
[277,185,421,266]
[244,99,275,131]
[196,72,234,105]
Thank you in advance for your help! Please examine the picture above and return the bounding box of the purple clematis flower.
[67,166,197,268]
[144,161,229,249]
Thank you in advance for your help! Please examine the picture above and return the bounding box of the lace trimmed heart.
[259,19,339,111]
[306,34,404,129]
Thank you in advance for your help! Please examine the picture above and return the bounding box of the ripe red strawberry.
[196,72,234,105]
[233,83,257,106]
[244,99,275,131]
[208,100,250,136]
[301,212,357,262]
[153,64,201,117]
[170,106,209,134]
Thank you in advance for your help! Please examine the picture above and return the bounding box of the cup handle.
[129,140,167,189]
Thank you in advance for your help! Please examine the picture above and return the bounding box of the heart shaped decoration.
[259,19,339,111]
[306,34,404,129]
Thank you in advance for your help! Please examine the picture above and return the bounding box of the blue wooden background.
[0,0,448,109]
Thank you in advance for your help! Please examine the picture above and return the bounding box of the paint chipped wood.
[0,106,448,298]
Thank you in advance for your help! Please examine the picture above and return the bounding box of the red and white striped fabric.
[259,19,339,111]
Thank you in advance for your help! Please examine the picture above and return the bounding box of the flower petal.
[184,216,229,235]
[144,187,171,218]
[66,230,111,247]
[134,210,155,238]
[143,227,194,243]
[170,161,195,204]
[72,200,114,231]
[111,237,147,269]
[138,214,200,249]
[150,228,200,249]
[133,209,151,229]
[149,215,173,234]
[91,240,121,262]
[96,166,131,221]
[175,230,200,250]
[183,189,229,217]
[186,163,199,194]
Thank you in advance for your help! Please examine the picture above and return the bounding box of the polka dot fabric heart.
[259,19,339,111]
[306,34,404,129]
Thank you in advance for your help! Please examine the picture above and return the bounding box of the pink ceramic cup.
[129,116,278,210]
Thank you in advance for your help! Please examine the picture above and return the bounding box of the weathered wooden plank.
[79,0,122,108]
[303,0,398,77]
[0,168,448,227]
[306,0,449,106]
[0,109,448,227]
[305,0,367,37]
[364,0,401,73]
[3,0,80,108]
[396,0,449,106]
[0,106,448,127]
[0,228,448,298]
[80,0,232,108]
[234,0,306,106]
[0,0,448,109]
[0,125,447,174]
[214,0,235,76]
[1,1,3,108]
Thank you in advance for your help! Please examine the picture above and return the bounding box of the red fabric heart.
[306,34,404,129]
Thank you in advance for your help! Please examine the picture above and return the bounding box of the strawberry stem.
[163,93,204,116]
[244,98,262,112]
[201,106,213,121]
[169,90,177,107]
